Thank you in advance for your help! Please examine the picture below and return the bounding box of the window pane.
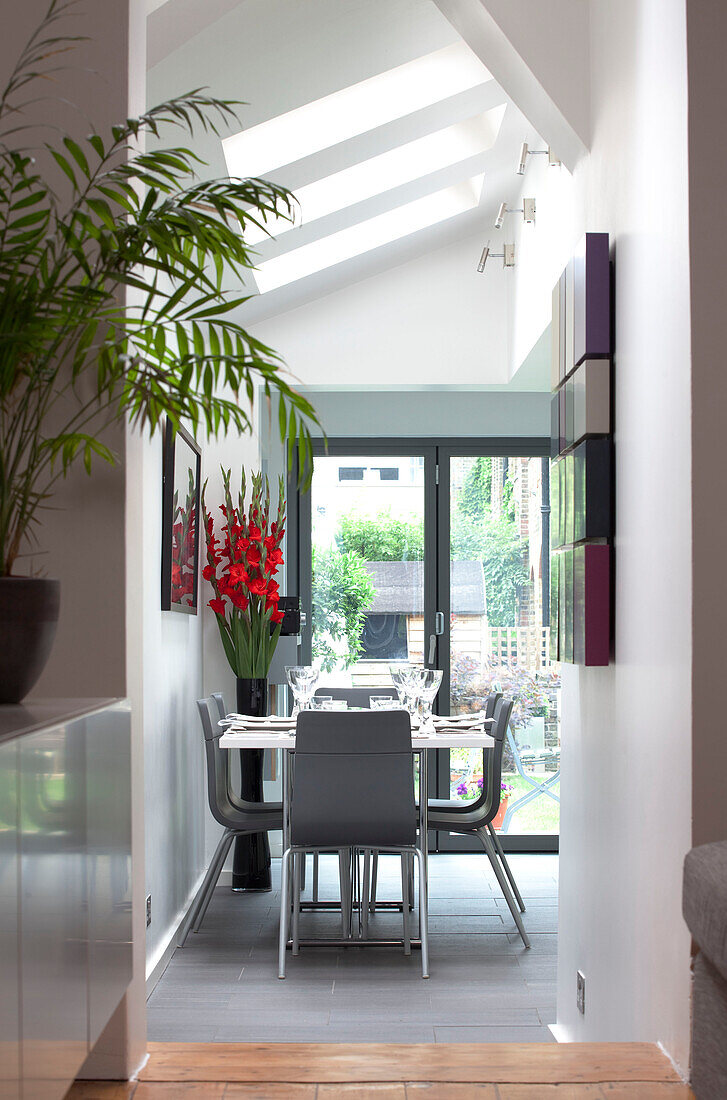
[448,456,561,835]
[310,455,425,682]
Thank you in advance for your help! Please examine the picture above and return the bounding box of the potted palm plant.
[0,2,318,701]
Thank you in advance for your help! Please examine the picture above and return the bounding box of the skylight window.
[244,108,505,245]
[222,43,492,180]
[254,175,484,293]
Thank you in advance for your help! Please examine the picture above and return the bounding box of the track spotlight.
[494,198,536,229]
[516,143,560,174]
[477,241,515,272]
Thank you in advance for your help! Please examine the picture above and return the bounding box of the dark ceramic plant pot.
[232,676,271,891]
[0,577,60,704]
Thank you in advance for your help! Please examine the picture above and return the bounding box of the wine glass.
[389,665,413,707]
[285,666,319,716]
[401,664,427,721]
[418,669,443,731]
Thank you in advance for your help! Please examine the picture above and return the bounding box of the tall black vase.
[232,677,272,891]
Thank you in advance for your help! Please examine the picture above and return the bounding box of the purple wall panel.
[573,233,611,367]
[584,543,610,666]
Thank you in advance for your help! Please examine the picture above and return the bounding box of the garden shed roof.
[364,560,486,615]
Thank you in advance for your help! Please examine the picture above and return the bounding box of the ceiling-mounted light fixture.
[495,198,536,229]
[477,241,515,272]
[516,142,560,174]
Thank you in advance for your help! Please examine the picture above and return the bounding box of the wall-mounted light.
[477,241,515,272]
[495,198,536,229]
[517,142,560,174]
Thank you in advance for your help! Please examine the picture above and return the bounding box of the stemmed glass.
[285,666,319,716]
[390,664,420,718]
[417,669,443,732]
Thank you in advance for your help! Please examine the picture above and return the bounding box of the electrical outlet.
[577,970,586,1015]
[146,894,152,928]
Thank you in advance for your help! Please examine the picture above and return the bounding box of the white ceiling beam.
[433,0,590,170]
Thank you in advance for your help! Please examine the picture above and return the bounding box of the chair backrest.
[197,697,236,828]
[484,691,503,719]
[291,710,416,848]
[197,696,268,824]
[314,685,398,708]
[471,696,513,825]
[211,692,227,722]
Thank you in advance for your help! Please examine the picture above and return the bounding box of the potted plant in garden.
[0,2,317,702]
[455,776,514,830]
[202,465,286,889]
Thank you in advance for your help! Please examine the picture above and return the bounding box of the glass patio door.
[297,439,559,851]
[436,448,560,852]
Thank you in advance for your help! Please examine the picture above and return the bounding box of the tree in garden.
[336,511,423,561]
[451,510,527,627]
[311,546,375,672]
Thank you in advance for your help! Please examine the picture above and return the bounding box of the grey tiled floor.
[147,852,558,1043]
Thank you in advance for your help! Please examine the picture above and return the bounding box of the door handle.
[428,634,437,664]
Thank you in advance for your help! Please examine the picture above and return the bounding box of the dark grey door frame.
[292,436,557,854]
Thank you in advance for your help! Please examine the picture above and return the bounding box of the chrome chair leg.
[400,854,410,955]
[362,848,370,939]
[312,851,319,902]
[338,848,352,938]
[292,851,302,955]
[178,829,234,946]
[414,846,429,978]
[478,828,530,948]
[278,847,292,978]
[369,850,378,912]
[487,822,526,912]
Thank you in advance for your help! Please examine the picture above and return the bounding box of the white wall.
[556,0,691,1067]
[250,230,512,389]
[560,0,691,1067]
[134,426,206,980]
[446,0,693,1070]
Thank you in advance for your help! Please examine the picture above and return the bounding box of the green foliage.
[458,457,492,521]
[336,511,423,561]
[0,1,319,575]
[451,510,527,627]
[312,547,375,672]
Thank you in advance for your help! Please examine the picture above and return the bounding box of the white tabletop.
[220,723,495,751]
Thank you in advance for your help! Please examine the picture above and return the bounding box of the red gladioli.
[228,563,249,586]
[203,467,286,676]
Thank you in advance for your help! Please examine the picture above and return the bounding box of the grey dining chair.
[420,690,525,911]
[311,684,399,902]
[370,691,505,913]
[314,685,398,707]
[177,697,284,947]
[278,709,429,978]
[427,697,531,948]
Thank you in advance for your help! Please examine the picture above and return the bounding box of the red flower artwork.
[202,466,286,678]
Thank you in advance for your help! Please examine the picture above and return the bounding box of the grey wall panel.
[0,739,20,1100]
[20,721,88,1100]
[86,703,133,1046]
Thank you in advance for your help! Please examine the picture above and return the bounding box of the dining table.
[219,711,495,949]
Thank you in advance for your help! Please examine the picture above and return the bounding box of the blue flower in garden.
[477,778,483,789]
[456,782,468,797]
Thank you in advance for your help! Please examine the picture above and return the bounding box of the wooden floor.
[67,1041,694,1099]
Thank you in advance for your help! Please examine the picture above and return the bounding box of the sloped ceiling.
[146,0,545,328]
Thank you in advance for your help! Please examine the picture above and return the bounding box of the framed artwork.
[161,419,201,613]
